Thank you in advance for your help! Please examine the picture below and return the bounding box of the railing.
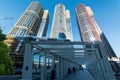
[87,56,117,80]
[86,42,117,80]
[87,59,105,80]
[0,75,21,80]
[32,76,41,80]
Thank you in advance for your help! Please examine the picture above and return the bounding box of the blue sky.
[0,0,120,57]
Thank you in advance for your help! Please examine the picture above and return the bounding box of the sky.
[0,0,120,57]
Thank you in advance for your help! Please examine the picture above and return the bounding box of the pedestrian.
[79,65,83,70]
[72,67,76,74]
[67,67,71,75]
[50,68,56,80]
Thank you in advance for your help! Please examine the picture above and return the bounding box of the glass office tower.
[50,4,73,41]
[75,4,119,77]
[75,4,117,57]
[4,2,49,73]
[37,10,49,37]
[8,1,44,36]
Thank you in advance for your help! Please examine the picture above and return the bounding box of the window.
[58,32,66,39]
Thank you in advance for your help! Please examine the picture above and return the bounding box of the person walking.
[72,67,76,74]
[67,67,71,75]
[50,68,56,80]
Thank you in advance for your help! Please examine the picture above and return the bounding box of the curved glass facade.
[50,4,73,41]
[8,2,43,36]
[75,4,117,57]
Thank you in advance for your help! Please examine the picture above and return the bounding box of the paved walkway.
[62,70,95,80]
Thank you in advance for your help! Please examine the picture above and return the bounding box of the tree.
[0,32,6,41]
[0,32,15,75]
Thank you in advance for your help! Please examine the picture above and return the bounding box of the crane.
[0,17,13,20]
[0,16,14,30]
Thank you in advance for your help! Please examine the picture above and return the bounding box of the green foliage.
[0,33,6,41]
[0,64,5,75]
[0,33,15,75]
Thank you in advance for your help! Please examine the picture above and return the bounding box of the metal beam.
[41,48,95,51]
[31,41,92,45]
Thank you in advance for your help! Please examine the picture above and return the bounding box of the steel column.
[22,42,33,79]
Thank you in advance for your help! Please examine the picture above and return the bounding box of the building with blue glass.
[50,4,73,41]
[75,4,119,79]
[37,10,49,37]
[4,2,49,74]
[8,2,44,36]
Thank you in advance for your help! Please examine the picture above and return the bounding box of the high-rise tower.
[37,10,49,37]
[8,2,44,36]
[75,4,119,77]
[4,2,49,72]
[75,4,117,57]
[50,4,73,41]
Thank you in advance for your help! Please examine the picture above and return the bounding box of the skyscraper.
[8,1,44,36]
[50,4,73,41]
[75,4,119,78]
[37,10,49,37]
[75,4,117,57]
[4,1,49,73]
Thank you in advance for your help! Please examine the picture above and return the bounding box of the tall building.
[8,2,44,36]
[50,4,73,41]
[75,4,117,57]
[75,4,119,78]
[4,1,49,73]
[37,10,49,37]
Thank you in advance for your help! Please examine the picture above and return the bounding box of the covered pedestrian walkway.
[17,37,116,80]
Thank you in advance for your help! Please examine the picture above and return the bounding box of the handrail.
[87,59,102,80]
[87,48,108,80]
[0,75,21,80]
[32,75,40,80]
